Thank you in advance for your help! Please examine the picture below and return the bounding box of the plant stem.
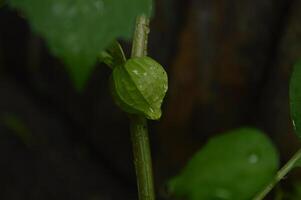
[130,15,155,200]
[130,116,155,200]
[253,148,301,200]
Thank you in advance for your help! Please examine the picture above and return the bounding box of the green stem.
[253,148,301,200]
[131,15,149,58]
[130,115,155,200]
[130,15,155,200]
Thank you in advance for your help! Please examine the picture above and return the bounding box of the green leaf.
[273,182,301,200]
[112,56,168,120]
[290,182,301,200]
[168,128,279,200]
[290,60,301,137]
[2,114,34,147]
[99,41,126,69]
[8,0,152,90]
[294,155,301,168]
[0,0,6,7]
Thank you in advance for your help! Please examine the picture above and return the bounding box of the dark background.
[0,0,301,199]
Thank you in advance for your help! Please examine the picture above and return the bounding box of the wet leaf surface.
[8,0,152,89]
[169,128,279,200]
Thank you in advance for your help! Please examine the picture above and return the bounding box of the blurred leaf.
[2,114,33,147]
[274,186,285,200]
[290,60,301,137]
[112,56,168,120]
[274,182,301,200]
[0,0,6,7]
[8,0,152,90]
[293,155,301,168]
[99,41,126,69]
[285,182,301,200]
[168,128,279,200]
[270,182,301,200]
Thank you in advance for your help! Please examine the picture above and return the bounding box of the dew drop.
[52,3,65,15]
[248,153,259,164]
[94,0,105,12]
[214,188,231,199]
[133,70,139,75]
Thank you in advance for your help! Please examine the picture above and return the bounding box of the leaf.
[290,60,301,137]
[99,41,126,69]
[290,182,301,200]
[112,56,168,120]
[273,182,301,200]
[168,128,279,200]
[8,0,152,90]
[0,0,6,7]
[294,159,301,169]
[2,114,34,147]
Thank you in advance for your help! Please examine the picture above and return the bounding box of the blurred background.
[1,0,301,199]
